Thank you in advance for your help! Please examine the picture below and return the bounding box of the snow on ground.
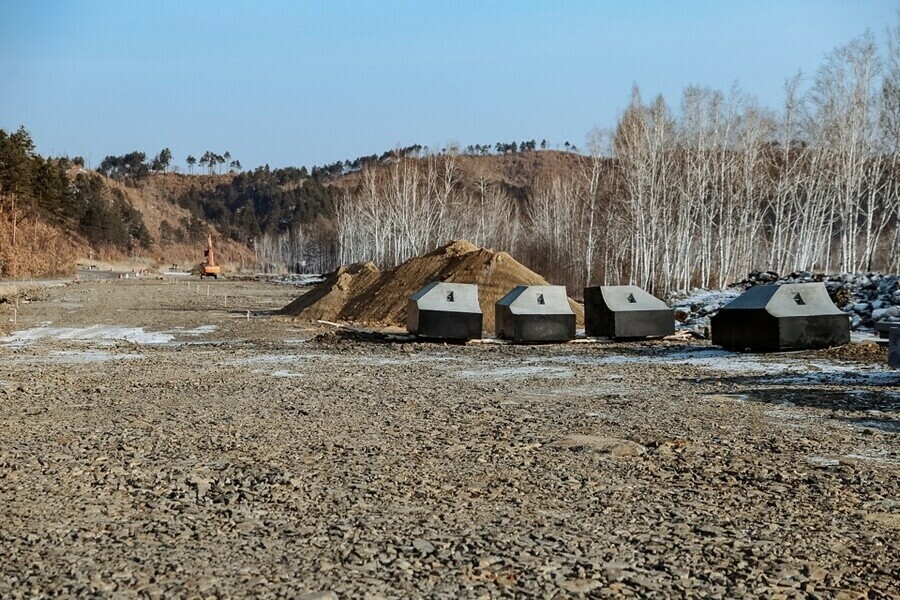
[4,350,145,364]
[455,365,575,379]
[2,324,222,348]
[1,326,175,347]
[163,325,218,336]
[668,288,742,311]
[270,370,304,378]
[266,274,325,286]
[540,346,896,381]
[225,353,334,366]
[543,347,792,374]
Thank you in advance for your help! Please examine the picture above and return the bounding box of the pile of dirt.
[280,262,382,322]
[279,240,584,332]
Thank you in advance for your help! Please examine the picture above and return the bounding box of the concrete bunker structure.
[584,285,674,339]
[407,281,483,340]
[495,285,575,343]
[711,282,850,351]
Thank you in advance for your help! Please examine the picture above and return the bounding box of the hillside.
[103,173,255,269]
[2,132,590,280]
[330,150,589,195]
[151,149,592,280]
[0,153,253,278]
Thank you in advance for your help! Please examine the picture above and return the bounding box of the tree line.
[0,127,152,253]
[331,25,900,292]
[305,140,573,180]
[173,165,339,271]
[185,151,241,175]
[178,24,900,289]
[99,148,243,180]
[98,148,172,181]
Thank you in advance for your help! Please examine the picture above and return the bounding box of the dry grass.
[0,211,84,278]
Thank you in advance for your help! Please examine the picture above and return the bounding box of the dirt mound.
[279,240,584,332]
[279,262,382,322]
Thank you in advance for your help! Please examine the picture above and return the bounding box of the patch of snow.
[54,350,144,363]
[271,370,304,378]
[805,456,840,467]
[162,325,218,336]
[544,348,797,374]
[1,325,174,347]
[226,353,333,365]
[703,393,750,402]
[770,370,899,386]
[544,347,897,381]
[669,288,741,310]
[850,331,881,343]
[455,365,574,379]
[7,350,144,364]
[269,274,325,286]
[843,449,899,467]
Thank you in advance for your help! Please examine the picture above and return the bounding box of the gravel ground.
[0,279,898,598]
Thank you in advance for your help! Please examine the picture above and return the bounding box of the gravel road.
[0,279,897,598]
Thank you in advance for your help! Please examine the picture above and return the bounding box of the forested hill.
[0,127,261,277]
[0,127,155,277]
[0,126,583,277]
[170,149,588,249]
[166,148,590,272]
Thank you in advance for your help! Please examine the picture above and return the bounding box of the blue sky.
[1,1,897,170]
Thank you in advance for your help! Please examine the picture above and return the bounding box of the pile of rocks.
[667,289,740,338]
[667,271,900,338]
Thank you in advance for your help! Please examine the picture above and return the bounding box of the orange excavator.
[200,234,222,279]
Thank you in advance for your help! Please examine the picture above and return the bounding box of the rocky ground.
[0,279,897,598]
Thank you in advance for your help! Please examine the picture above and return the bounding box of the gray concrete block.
[890,328,900,368]
[495,285,575,343]
[584,285,675,339]
[407,282,482,340]
[711,282,850,351]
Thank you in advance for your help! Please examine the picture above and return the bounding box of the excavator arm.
[200,235,222,278]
